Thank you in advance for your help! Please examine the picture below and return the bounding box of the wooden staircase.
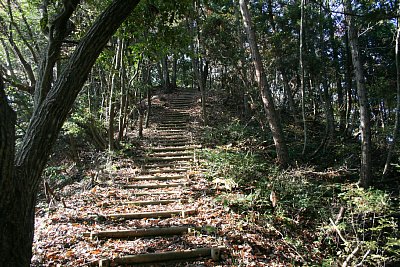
[87,90,224,266]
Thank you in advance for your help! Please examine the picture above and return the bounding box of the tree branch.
[34,0,80,107]
[16,0,141,196]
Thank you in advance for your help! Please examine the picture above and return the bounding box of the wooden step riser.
[91,226,201,239]
[97,247,223,266]
[106,209,196,219]
[123,199,187,206]
[148,152,192,157]
[130,175,186,181]
[139,169,188,174]
[123,183,187,189]
[133,191,189,196]
[143,157,192,163]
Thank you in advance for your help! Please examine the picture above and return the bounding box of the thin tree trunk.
[299,0,307,155]
[193,56,207,124]
[321,80,335,139]
[171,55,177,90]
[330,22,346,132]
[145,85,151,128]
[239,0,289,167]
[0,1,141,265]
[345,0,372,188]
[383,19,400,176]
[117,43,127,142]
[1,38,15,77]
[344,28,353,135]
[188,7,207,125]
[162,55,171,93]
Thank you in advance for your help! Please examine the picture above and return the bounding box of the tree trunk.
[117,40,127,142]
[161,55,171,93]
[299,0,307,155]
[239,0,289,167]
[171,55,177,90]
[142,63,152,128]
[322,79,335,140]
[330,22,346,132]
[344,28,353,135]
[189,6,207,125]
[109,38,124,150]
[383,20,400,176]
[0,1,141,265]
[345,0,372,188]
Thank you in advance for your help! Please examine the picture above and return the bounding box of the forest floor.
[32,89,294,267]
[32,88,400,267]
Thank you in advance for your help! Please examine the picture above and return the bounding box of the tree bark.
[0,1,141,265]
[239,0,289,167]
[0,75,19,266]
[345,0,372,188]
[330,21,346,132]
[299,0,307,155]
[34,0,80,107]
[344,28,353,135]
[171,54,177,90]
[162,55,172,93]
[383,19,400,176]
[109,38,124,150]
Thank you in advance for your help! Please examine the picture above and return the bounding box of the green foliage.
[200,113,399,265]
[43,166,66,183]
[202,119,268,146]
[200,147,267,187]
[326,184,400,266]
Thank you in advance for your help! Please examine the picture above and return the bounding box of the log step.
[156,137,190,142]
[133,190,188,196]
[155,142,190,147]
[124,199,187,206]
[155,132,187,136]
[97,247,223,266]
[156,133,187,138]
[139,168,188,174]
[148,151,192,157]
[106,209,197,219]
[142,162,191,168]
[158,122,188,125]
[163,115,189,119]
[123,182,187,189]
[149,145,200,152]
[90,226,201,239]
[144,156,192,162]
[157,127,187,130]
[130,174,186,181]
[156,129,186,133]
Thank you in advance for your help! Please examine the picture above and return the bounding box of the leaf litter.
[32,91,296,267]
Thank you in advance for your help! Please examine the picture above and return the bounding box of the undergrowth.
[200,119,400,266]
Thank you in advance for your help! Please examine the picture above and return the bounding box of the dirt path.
[90,91,225,266]
[32,89,280,266]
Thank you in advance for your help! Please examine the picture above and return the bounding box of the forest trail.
[32,88,293,267]
[90,90,225,266]
[34,89,247,266]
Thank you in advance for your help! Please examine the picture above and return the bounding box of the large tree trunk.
[345,0,372,188]
[0,1,141,265]
[239,0,289,167]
